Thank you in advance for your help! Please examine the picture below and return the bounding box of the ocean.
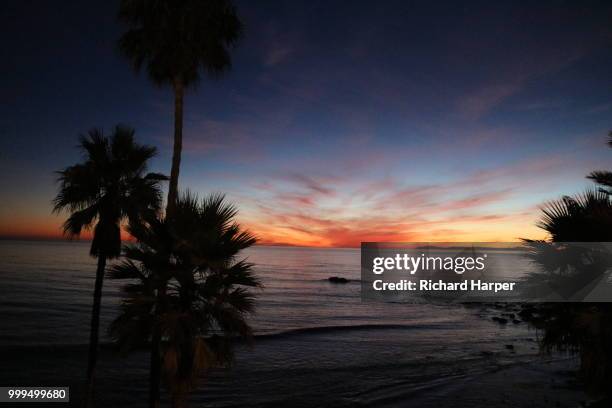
[0,240,581,407]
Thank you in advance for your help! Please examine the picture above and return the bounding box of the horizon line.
[0,235,527,250]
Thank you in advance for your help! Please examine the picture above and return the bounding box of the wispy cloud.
[458,83,523,120]
[234,155,570,247]
[263,43,293,67]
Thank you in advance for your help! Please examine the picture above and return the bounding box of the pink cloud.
[239,162,545,247]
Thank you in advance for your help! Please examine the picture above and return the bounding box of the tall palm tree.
[53,126,167,406]
[117,0,243,216]
[109,193,259,407]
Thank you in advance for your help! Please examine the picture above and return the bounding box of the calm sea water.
[0,240,557,407]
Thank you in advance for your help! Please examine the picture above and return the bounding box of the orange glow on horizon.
[0,210,546,248]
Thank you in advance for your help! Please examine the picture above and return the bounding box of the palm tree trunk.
[149,277,168,408]
[171,391,185,408]
[166,78,184,218]
[152,77,184,408]
[83,255,107,408]
[149,326,161,408]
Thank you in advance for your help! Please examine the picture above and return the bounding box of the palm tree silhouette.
[587,131,612,195]
[109,193,259,408]
[53,126,166,407]
[523,131,612,399]
[117,0,243,216]
[536,190,612,242]
[524,191,612,396]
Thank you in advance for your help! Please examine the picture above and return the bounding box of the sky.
[1,0,612,247]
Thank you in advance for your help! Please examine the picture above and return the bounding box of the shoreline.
[0,326,587,408]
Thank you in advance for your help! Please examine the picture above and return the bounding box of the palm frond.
[537,190,612,242]
[79,128,110,164]
[108,259,146,280]
[61,204,98,236]
[587,170,612,191]
[53,164,100,213]
[118,0,243,87]
[219,259,261,288]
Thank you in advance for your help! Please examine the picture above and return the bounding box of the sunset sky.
[1,1,612,247]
